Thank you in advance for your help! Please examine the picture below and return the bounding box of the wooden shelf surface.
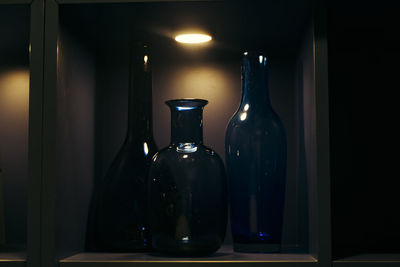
[60,246,316,267]
[0,250,26,267]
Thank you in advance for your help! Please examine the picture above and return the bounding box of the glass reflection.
[143,142,149,156]
[240,112,247,121]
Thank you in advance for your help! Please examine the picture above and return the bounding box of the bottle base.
[233,243,281,253]
[153,238,221,257]
[86,240,152,253]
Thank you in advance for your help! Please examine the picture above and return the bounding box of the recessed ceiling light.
[175,33,212,44]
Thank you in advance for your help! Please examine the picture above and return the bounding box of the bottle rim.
[165,98,208,109]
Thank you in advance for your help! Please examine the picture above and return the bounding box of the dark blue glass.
[225,52,287,252]
[85,42,157,252]
[148,99,228,256]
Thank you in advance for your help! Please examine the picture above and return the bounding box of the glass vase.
[225,52,287,252]
[148,99,227,256]
[85,42,158,252]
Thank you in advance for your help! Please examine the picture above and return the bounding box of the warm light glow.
[244,104,250,111]
[144,55,148,64]
[175,33,212,44]
[244,51,248,55]
[0,70,30,115]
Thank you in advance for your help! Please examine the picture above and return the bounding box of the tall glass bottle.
[225,52,287,252]
[148,99,227,256]
[86,42,157,252]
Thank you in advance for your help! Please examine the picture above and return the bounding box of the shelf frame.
[0,0,31,4]
[333,253,400,267]
[27,0,45,266]
[312,0,331,266]
[0,0,44,265]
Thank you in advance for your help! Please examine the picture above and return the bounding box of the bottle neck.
[167,99,208,146]
[170,108,203,145]
[241,52,272,111]
[126,43,153,143]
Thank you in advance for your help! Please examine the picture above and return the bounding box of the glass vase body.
[225,52,287,252]
[148,99,228,256]
[85,42,157,252]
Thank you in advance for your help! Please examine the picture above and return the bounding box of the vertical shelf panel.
[27,0,45,266]
[1,0,44,266]
[0,2,32,266]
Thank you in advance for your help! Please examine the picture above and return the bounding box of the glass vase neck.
[241,51,272,111]
[166,99,208,147]
[126,41,153,143]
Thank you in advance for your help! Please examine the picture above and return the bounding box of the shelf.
[0,251,26,267]
[60,246,316,267]
[333,254,400,267]
[39,0,331,266]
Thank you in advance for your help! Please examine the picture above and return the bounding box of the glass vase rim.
[165,98,208,109]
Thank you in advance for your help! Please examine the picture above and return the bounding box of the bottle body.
[87,140,156,251]
[149,99,227,256]
[86,42,157,252]
[225,52,286,252]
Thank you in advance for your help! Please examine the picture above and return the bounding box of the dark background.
[328,0,400,259]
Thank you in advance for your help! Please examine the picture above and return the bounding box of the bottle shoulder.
[228,108,285,131]
[151,143,223,163]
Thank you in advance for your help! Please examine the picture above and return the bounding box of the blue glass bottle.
[148,99,228,256]
[85,42,157,252]
[225,52,287,252]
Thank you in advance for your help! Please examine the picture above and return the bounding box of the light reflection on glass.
[182,154,188,159]
[176,142,198,153]
[177,106,196,111]
[143,142,149,156]
[240,112,247,121]
[259,55,263,64]
[144,55,148,64]
[244,103,250,111]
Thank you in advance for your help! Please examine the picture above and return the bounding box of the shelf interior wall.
[0,4,30,253]
[328,0,400,260]
[53,0,318,261]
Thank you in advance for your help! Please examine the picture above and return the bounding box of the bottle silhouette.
[225,52,287,252]
[86,42,157,252]
[148,99,228,256]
